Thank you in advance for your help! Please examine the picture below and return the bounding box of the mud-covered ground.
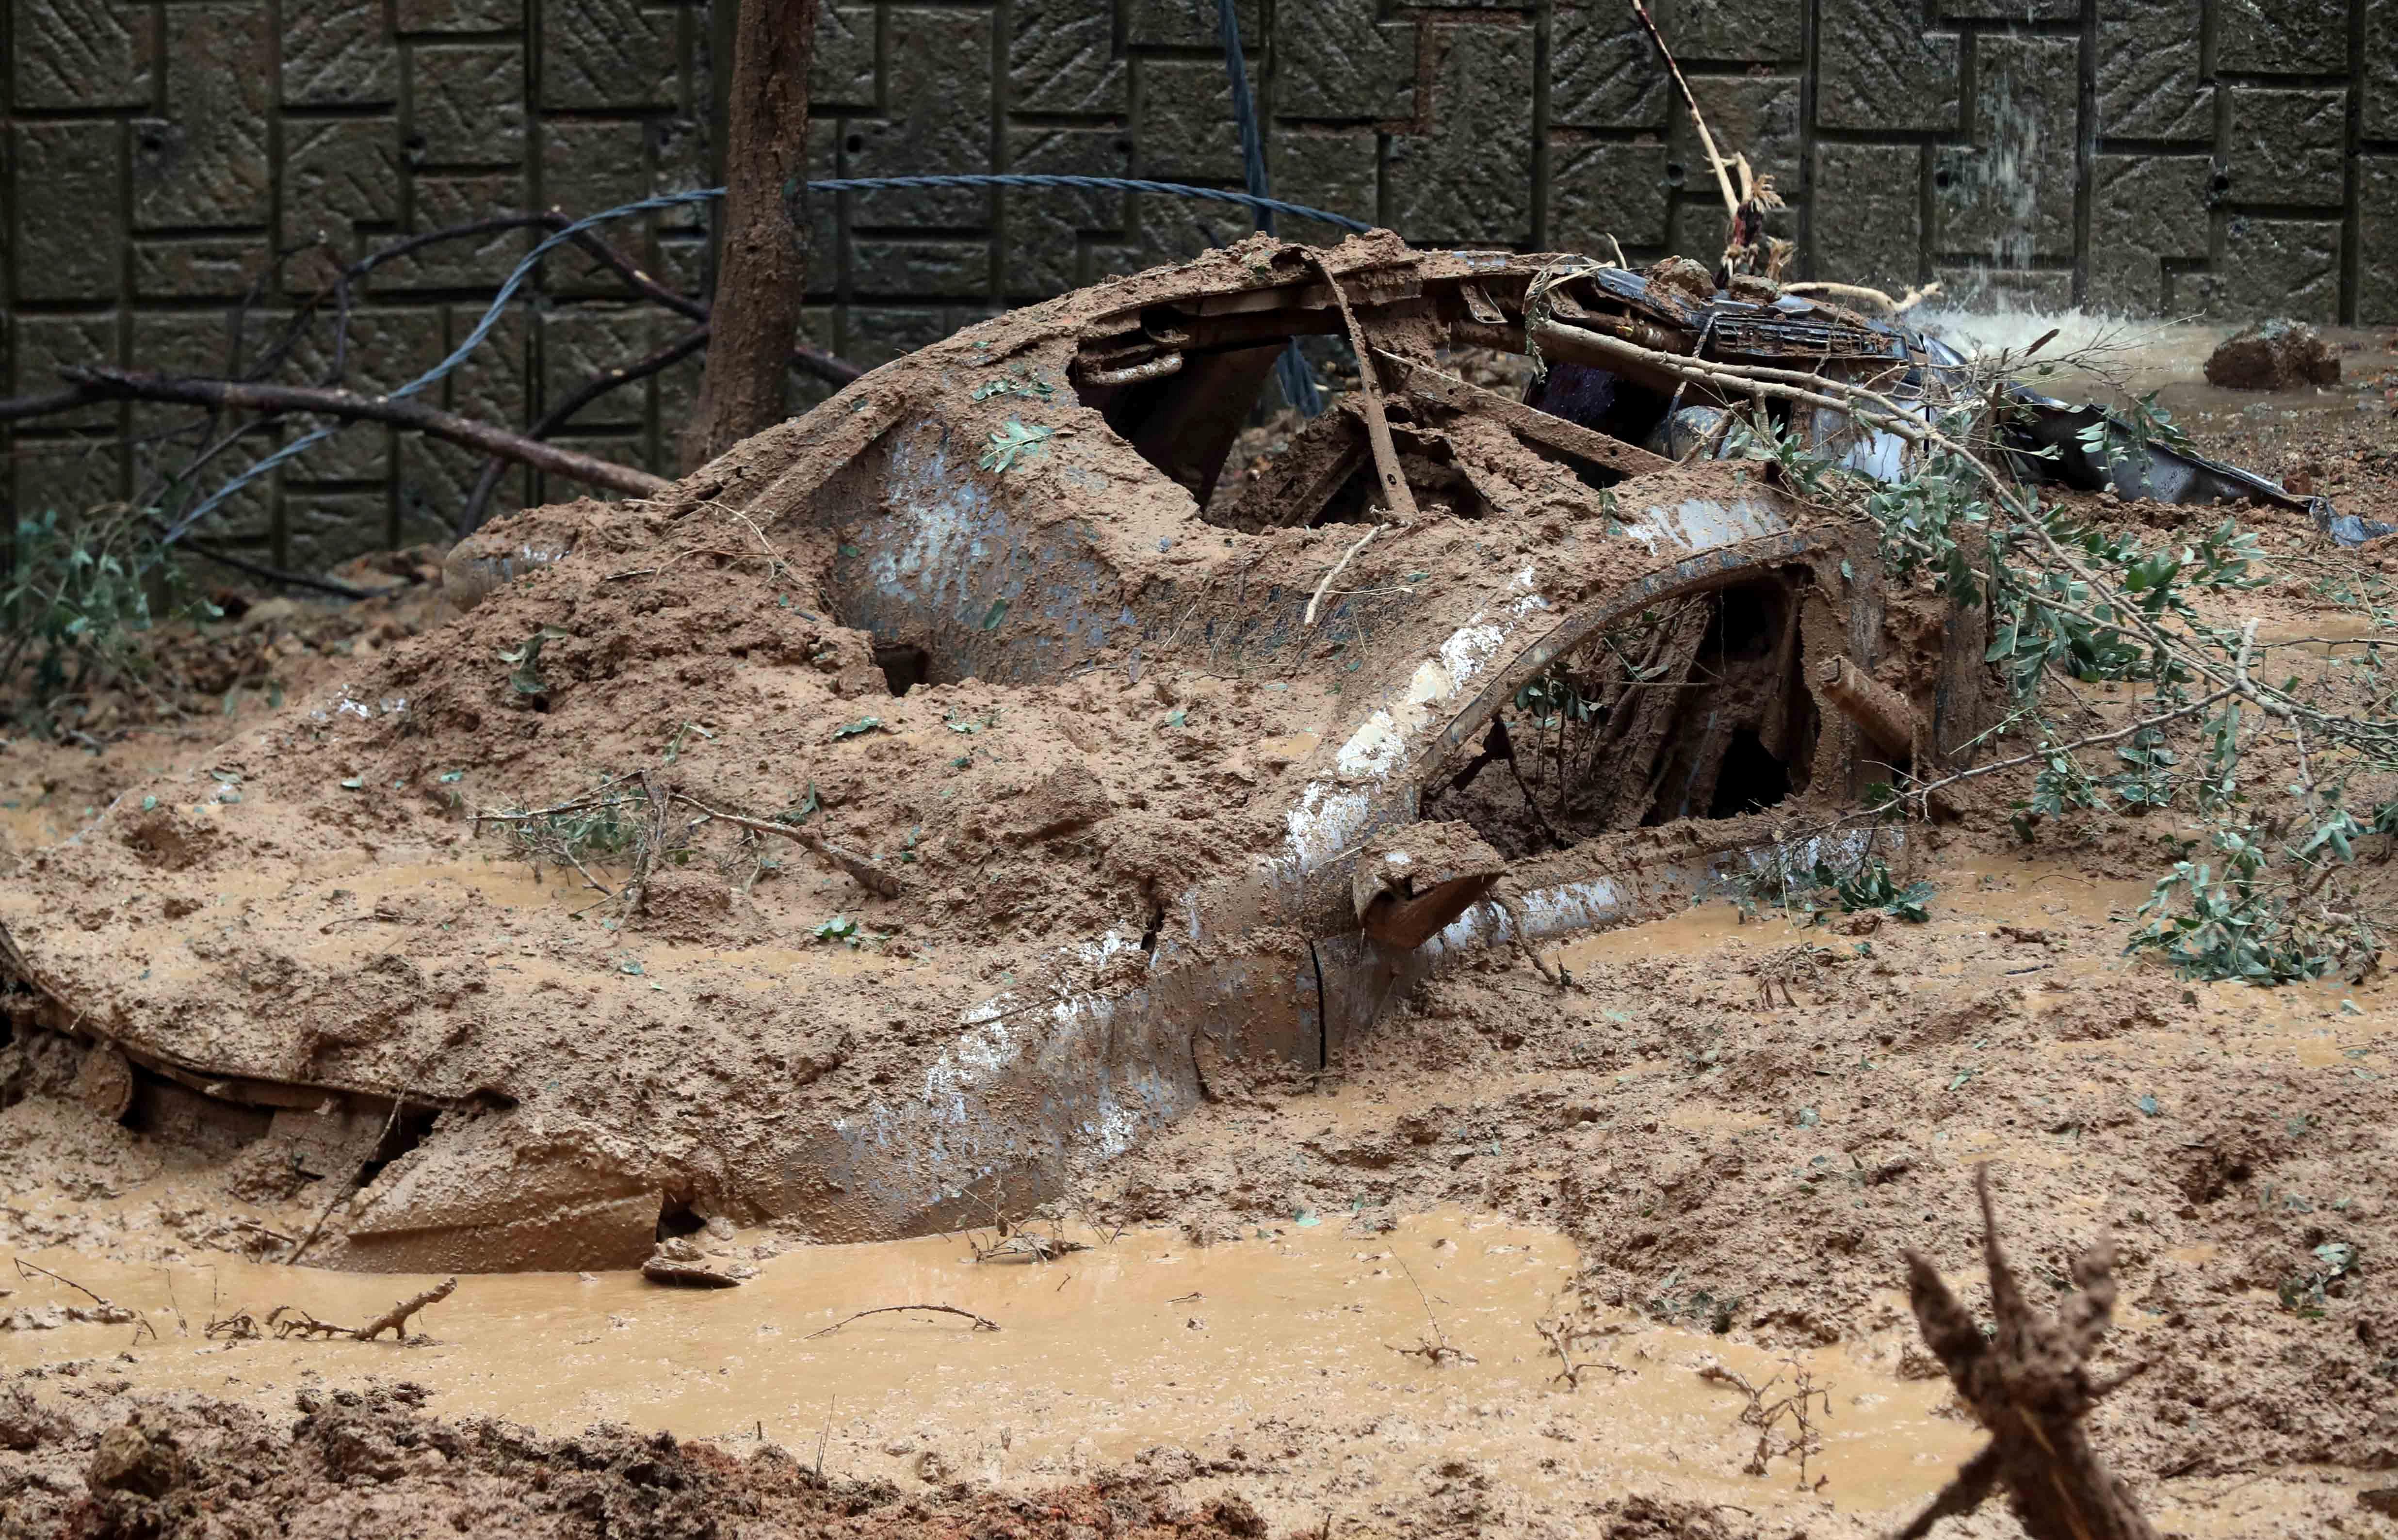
[4,321,2398,1538]
[0,1381,1274,1540]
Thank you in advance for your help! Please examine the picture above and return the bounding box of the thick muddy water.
[5,1208,1990,1532]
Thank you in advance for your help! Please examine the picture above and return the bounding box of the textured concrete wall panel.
[5,0,2395,561]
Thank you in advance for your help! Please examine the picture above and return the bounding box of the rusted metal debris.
[0,234,2359,1270]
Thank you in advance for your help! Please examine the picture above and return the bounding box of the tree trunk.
[680,0,820,472]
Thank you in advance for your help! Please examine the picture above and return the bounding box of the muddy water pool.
[5,1206,1994,1531]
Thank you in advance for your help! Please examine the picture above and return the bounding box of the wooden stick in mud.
[354,1276,457,1341]
[805,1303,1000,1339]
[285,1090,415,1266]
[14,1257,114,1308]
[268,1276,458,1342]
[673,795,902,898]
[1890,1166,2157,1540]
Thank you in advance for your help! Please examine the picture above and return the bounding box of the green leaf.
[619,958,645,976]
[340,777,364,790]
[977,419,1055,473]
[438,769,464,783]
[813,914,859,942]
[831,716,883,740]
[981,598,1009,631]
[2136,1093,2160,1117]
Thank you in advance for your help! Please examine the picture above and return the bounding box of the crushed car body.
[0,233,2339,1271]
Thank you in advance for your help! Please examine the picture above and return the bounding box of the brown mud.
[4,252,2398,1536]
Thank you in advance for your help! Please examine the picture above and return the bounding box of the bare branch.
[459,325,711,536]
[61,366,670,499]
[805,1303,1000,1339]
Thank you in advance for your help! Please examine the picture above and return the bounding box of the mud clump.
[1,1384,1270,1540]
[2204,319,2341,391]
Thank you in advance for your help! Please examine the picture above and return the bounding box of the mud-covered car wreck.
[0,234,2346,1273]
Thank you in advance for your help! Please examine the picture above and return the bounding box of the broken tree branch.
[672,795,903,898]
[1379,350,1673,478]
[57,367,669,498]
[267,1277,456,1341]
[1783,280,1944,318]
[0,383,107,423]
[1890,1166,2159,1540]
[355,1277,458,1340]
[176,535,380,601]
[457,324,711,537]
[805,1303,1001,1339]
[1627,0,1739,221]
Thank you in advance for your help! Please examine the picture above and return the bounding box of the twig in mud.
[674,796,903,899]
[1305,524,1384,628]
[969,1230,1090,1264]
[355,1276,458,1341]
[815,1394,836,1480]
[1538,1317,1633,1388]
[805,1303,1002,1339]
[1387,1254,1476,1365]
[265,1277,457,1343]
[1069,1193,1130,1247]
[1888,1166,2160,1540]
[14,1258,113,1308]
[1700,1358,1832,1486]
[286,1091,413,1265]
[161,1270,188,1336]
[697,498,808,588]
[205,1309,264,1341]
[266,1305,351,1340]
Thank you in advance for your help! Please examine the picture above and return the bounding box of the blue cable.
[1210,0,1325,417]
[804,175,1367,233]
[163,177,1371,545]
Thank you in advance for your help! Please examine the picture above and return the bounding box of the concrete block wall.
[4,0,2394,563]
